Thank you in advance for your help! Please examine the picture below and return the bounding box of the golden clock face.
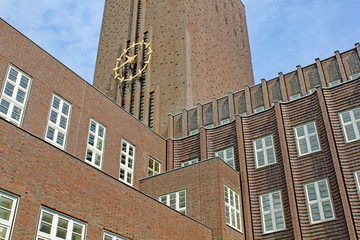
[113,41,152,83]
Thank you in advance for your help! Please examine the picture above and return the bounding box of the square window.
[294,122,320,156]
[85,119,106,169]
[254,135,276,168]
[0,65,32,126]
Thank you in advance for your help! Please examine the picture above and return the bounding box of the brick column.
[197,103,203,127]
[296,65,307,95]
[227,91,236,121]
[315,58,327,87]
[166,139,174,171]
[261,79,270,108]
[274,102,302,239]
[182,109,188,137]
[167,114,174,139]
[235,115,253,239]
[244,85,252,114]
[212,97,220,126]
[335,50,348,82]
[279,72,288,102]
[317,87,357,238]
[355,43,360,59]
[199,127,208,160]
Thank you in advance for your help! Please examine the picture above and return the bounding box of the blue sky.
[0,0,359,85]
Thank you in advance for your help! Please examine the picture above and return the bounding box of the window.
[216,147,235,169]
[308,88,316,94]
[119,140,135,186]
[103,230,131,240]
[304,179,335,224]
[289,93,301,101]
[159,190,186,214]
[260,191,285,233]
[36,208,86,240]
[220,118,230,125]
[0,65,32,126]
[240,112,247,117]
[148,157,161,176]
[85,119,106,169]
[339,107,360,142]
[189,129,199,135]
[0,190,18,240]
[329,80,341,87]
[354,171,360,196]
[349,72,360,80]
[45,95,71,149]
[205,123,214,129]
[254,135,276,168]
[294,122,320,156]
[224,185,242,232]
[254,106,264,113]
[181,158,198,167]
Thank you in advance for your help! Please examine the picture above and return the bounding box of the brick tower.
[93,0,254,137]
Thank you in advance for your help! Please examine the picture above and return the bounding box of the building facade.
[1,0,360,239]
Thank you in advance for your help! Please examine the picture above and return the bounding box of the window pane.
[57,132,64,146]
[341,112,351,123]
[309,135,320,151]
[8,68,18,81]
[0,196,13,209]
[0,100,10,114]
[0,208,11,221]
[4,83,14,97]
[299,139,308,154]
[16,89,25,103]
[296,126,305,137]
[307,183,317,201]
[0,226,7,239]
[322,201,334,219]
[345,125,356,141]
[62,103,69,115]
[307,122,316,134]
[354,108,360,120]
[59,116,67,129]
[310,203,321,222]
[50,110,58,123]
[318,181,329,198]
[46,127,55,140]
[266,148,275,164]
[52,97,60,109]
[20,76,29,89]
[255,139,263,149]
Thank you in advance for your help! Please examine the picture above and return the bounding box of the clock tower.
[93,0,254,137]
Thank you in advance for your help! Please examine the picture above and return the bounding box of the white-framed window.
[349,72,360,80]
[329,80,341,87]
[216,147,235,169]
[148,157,161,176]
[294,122,320,156]
[181,158,198,167]
[0,190,18,240]
[240,112,247,117]
[205,124,214,129]
[260,190,285,233]
[254,135,276,168]
[159,190,186,214]
[0,65,32,126]
[45,95,71,149]
[304,179,335,224]
[308,88,316,94]
[36,208,86,240]
[189,129,199,135]
[289,93,301,101]
[224,185,242,232]
[220,118,230,125]
[254,106,264,113]
[119,140,135,186]
[354,170,360,196]
[85,119,106,169]
[103,230,131,240]
[339,107,360,142]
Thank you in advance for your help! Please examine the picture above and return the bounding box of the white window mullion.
[159,190,187,215]
[86,119,106,169]
[119,140,135,186]
[224,185,242,232]
[0,191,19,240]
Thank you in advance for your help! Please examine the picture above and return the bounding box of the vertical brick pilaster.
[133,79,141,118]
[182,109,188,137]
[227,91,235,121]
[235,115,253,240]
[317,88,357,238]
[296,65,307,95]
[168,114,174,139]
[274,102,302,239]
[143,26,153,126]
[197,103,204,127]
[335,50,348,82]
[279,72,288,102]
[355,43,360,59]
[199,127,207,160]
[212,97,219,126]
[315,58,327,87]
[244,85,252,114]
[261,79,270,108]
[166,139,174,171]
[153,85,161,133]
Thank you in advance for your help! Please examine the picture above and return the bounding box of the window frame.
[289,93,301,101]
[159,190,187,215]
[103,230,131,240]
[304,179,335,224]
[0,65,32,127]
[220,118,230,125]
[294,121,321,156]
[85,119,106,169]
[354,170,360,197]
[45,94,72,150]
[215,147,235,169]
[339,107,360,143]
[148,156,161,177]
[253,135,276,168]
[0,190,19,240]
[224,184,242,232]
[254,106,265,113]
[181,158,198,167]
[119,139,136,186]
[260,190,286,234]
[36,207,86,240]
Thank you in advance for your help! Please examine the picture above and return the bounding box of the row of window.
[0,190,130,240]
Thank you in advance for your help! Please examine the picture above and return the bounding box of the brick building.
[1,0,360,240]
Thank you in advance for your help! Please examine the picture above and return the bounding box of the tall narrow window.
[37,208,86,240]
[304,179,335,224]
[103,230,131,240]
[294,122,320,156]
[0,65,32,126]
[159,190,186,214]
[119,140,135,186]
[224,185,242,232]
[45,95,71,149]
[148,91,155,129]
[260,191,285,233]
[339,107,360,142]
[254,135,276,168]
[0,190,18,240]
[85,119,106,169]
[148,157,161,176]
[138,78,145,121]
[216,147,235,169]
